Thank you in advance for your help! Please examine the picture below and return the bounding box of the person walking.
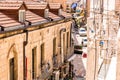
[81,41,83,46]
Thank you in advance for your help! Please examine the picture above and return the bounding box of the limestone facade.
[86,0,120,80]
[0,1,74,80]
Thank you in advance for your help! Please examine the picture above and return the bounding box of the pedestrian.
[72,70,75,77]
[81,41,83,46]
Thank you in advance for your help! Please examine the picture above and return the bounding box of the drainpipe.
[59,28,66,80]
[23,29,28,80]
[60,28,66,63]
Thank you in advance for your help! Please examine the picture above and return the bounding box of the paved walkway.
[71,54,86,80]
[105,56,117,80]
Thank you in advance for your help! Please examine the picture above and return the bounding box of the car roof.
[79,27,86,30]
[82,37,87,39]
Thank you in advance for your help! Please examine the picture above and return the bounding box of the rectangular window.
[70,25,72,47]
[53,38,56,56]
[63,34,65,52]
[32,47,37,79]
[67,32,69,48]
[41,44,44,68]
[10,58,14,80]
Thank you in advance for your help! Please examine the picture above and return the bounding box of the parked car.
[79,28,87,36]
[82,37,87,47]
[74,45,83,54]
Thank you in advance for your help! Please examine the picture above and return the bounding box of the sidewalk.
[82,47,87,70]
[106,56,117,80]
[71,54,86,80]
[82,57,87,70]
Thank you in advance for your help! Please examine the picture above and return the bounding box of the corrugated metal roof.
[61,11,72,18]
[25,1,47,9]
[49,3,62,9]
[49,12,62,21]
[0,12,24,31]
[26,11,48,25]
[0,1,23,10]
[0,1,71,32]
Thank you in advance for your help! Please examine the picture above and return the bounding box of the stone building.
[86,0,120,80]
[0,1,74,80]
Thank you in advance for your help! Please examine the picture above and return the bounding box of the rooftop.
[0,1,72,32]
[25,1,47,10]
[0,1,24,10]
[49,3,62,9]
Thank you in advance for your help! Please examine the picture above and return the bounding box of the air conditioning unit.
[53,70,60,80]
[44,9,49,18]
[58,9,62,15]
[19,10,26,23]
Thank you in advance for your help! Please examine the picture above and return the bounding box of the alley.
[71,54,86,80]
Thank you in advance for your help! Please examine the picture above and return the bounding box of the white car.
[79,28,87,36]
[82,37,87,47]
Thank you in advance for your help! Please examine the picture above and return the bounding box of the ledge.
[0,18,72,38]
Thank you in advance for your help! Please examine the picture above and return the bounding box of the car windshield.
[84,39,87,41]
[80,30,85,32]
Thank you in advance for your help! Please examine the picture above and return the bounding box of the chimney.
[44,9,49,18]
[19,10,26,23]
[58,9,62,15]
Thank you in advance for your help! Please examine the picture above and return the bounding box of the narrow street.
[71,20,87,80]
[71,54,86,80]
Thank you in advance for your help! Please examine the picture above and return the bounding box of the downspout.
[19,9,30,80]
[60,28,66,64]
[23,29,28,80]
[59,28,66,80]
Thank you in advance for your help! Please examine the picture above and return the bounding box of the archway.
[7,44,18,80]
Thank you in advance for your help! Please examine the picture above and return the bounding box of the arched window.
[7,44,18,80]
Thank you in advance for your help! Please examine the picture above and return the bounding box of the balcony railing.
[53,55,59,69]
[39,66,52,79]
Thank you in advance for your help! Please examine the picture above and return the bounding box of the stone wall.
[0,21,73,80]
[0,33,25,80]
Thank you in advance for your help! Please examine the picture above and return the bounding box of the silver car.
[82,37,87,47]
[79,28,87,36]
